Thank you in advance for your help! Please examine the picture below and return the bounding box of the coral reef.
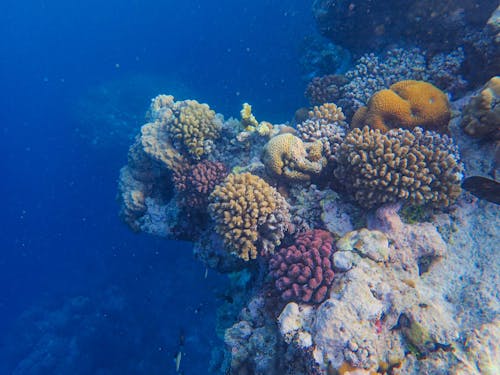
[173,160,228,209]
[269,230,337,304]
[305,74,348,105]
[334,126,463,209]
[208,173,290,261]
[261,133,326,181]
[312,0,498,53]
[461,76,500,139]
[116,89,499,374]
[352,81,451,133]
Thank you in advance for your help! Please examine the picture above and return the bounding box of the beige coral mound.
[150,94,222,160]
[208,173,290,261]
[262,133,326,181]
[334,126,463,209]
[461,76,500,139]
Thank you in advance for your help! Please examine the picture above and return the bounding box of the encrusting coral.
[150,94,222,160]
[269,229,337,304]
[261,133,326,181]
[334,126,463,209]
[208,173,291,261]
[352,80,451,133]
[461,76,500,139]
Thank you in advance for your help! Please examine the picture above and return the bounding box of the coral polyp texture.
[335,126,463,209]
[297,103,349,167]
[261,133,327,181]
[173,160,228,209]
[352,80,451,133]
[208,173,290,261]
[269,229,336,304]
[151,94,222,160]
[461,76,500,139]
[305,74,348,105]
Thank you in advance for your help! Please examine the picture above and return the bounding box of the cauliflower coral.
[208,173,291,261]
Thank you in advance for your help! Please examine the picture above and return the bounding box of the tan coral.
[208,173,290,261]
[262,133,327,181]
[334,126,463,209]
[308,102,346,125]
[461,76,500,139]
[148,95,222,160]
[352,80,451,133]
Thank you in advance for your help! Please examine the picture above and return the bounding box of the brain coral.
[149,94,222,160]
[269,230,336,304]
[461,76,500,139]
[334,126,463,209]
[173,160,228,209]
[352,80,451,134]
[208,173,290,261]
[262,134,326,181]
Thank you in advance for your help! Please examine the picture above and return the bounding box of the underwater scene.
[1,0,499,374]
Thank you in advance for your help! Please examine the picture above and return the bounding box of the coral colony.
[117,2,500,374]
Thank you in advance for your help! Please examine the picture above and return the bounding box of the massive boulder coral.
[334,126,463,209]
[261,133,326,181]
[352,80,451,133]
[461,76,500,139]
[269,230,337,305]
[150,94,222,160]
[208,173,290,261]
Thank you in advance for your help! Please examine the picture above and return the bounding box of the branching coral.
[461,76,500,139]
[208,173,290,261]
[173,160,228,209]
[150,94,222,160]
[352,81,451,133]
[308,102,346,125]
[261,134,326,181]
[269,230,336,304]
[334,127,463,209]
[297,103,349,167]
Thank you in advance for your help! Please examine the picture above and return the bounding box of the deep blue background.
[0,0,313,373]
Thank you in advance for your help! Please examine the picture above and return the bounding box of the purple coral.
[269,230,336,304]
[174,160,228,209]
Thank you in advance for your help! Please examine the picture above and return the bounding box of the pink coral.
[174,161,228,209]
[269,230,336,304]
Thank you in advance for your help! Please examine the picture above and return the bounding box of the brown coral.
[173,160,228,209]
[261,134,327,181]
[352,80,451,134]
[208,173,290,261]
[150,94,222,160]
[334,126,463,209]
[305,74,348,106]
[461,76,500,139]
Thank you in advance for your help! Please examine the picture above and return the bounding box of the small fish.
[462,176,500,205]
[175,351,182,372]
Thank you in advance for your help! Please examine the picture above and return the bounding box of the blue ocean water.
[0,0,313,373]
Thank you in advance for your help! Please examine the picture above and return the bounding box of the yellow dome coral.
[208,173,290,261]
[150,95,222,160]
[261,134,326,181]
[352,80,451,133]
